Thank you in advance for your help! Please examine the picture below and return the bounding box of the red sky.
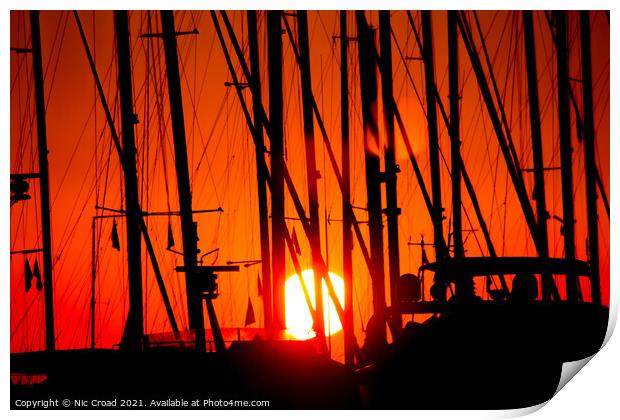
[10,11,610,357]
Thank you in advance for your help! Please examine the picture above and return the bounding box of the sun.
[285,269,345,340]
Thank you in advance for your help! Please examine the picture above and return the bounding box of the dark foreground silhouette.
[11,258,608,409]
[359,300,607,409]
[12,298,607,410]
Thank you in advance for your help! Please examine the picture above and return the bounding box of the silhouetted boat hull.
[11,341,361,409]
[361,301,608,409]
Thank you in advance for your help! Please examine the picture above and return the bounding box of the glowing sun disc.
[285,270,345,340]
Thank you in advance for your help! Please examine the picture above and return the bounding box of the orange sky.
[10,11,610,357]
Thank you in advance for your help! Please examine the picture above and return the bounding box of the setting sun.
[285,270,345,340]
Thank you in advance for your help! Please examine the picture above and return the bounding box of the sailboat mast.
[91,219,96,349]
[421,12,446,261]
[554,11,579,302]
[29,10,55,352]
[161,11,224,351]
[247,11,274,330]
[379,11,401,310]
[523,11,558,301]
[74,12,180,339]
[457,13,542,259]
[340,10,355,368]
[448,11,463,260]
[579,11,601,304]
[114,11,144,351]
[356,11,387,342]
[267,11,287,329]
[297,11,326,344]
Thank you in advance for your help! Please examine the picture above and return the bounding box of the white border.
[3,2,617,419]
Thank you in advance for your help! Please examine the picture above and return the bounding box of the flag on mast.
[33,260,42,290]
[244,297,256,326]
[111,219,120,251]
[257,274,263,297]
[25,259,33,292]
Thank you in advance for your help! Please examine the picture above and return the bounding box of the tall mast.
[579,11,601,304]
[554,11,579,302]
[247,11,274,331]
[29,11,55,351]
[214,11,346,333]
[421,12,447,261]
[403,14,508,293]
[356,11,387,343]
[114,11,144,352]
[379,11,401,310]
[456,13,542,258]
[523,11,558,301]
[267,11,286,329]
[448,11,463,260]
[340,10,355,368]
[297,11,326,344]
[74,11,179,341]
[161,11,216,350]
[91,219,96,349]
